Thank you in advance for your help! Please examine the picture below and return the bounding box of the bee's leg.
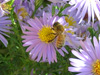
[46,33,56,36]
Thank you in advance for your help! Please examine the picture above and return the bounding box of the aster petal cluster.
[69,0,100,23]
[0,16,11,47]
[68,35,100,75]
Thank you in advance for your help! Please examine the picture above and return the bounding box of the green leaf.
[10,7,15,25]
[55,6,60,10]
[10,0,15,6]
[57,4,70,16]
[88,27,96,38]
[32,0,44,17]
[35,0,44,9]
[63,4,70,9]
[87,27,96,44]
[52,5,55,16]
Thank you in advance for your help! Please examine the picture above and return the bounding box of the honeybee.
[52,22,66,49]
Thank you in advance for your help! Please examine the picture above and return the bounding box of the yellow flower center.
[65,26,74,34]
[92,59,100,75]
[65,16,76,35]
[1,3,12,11]
[17,7,28,19]
[38,26,56,43]
[65,16,76,27]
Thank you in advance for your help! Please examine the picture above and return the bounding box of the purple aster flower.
[22,12,68,63]
[75,23,91,41]
[63,5,81,24]
[69,0,100,23]
[0,16,11,47]
[13,0,33,32]
[68,35,100,75]
[14,0,32,20]
[62,15,82,49]
[0,0,10,17]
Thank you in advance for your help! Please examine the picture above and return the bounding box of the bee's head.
[53,22,64,34]
[53,22,61,30]
[53,22,60,27]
